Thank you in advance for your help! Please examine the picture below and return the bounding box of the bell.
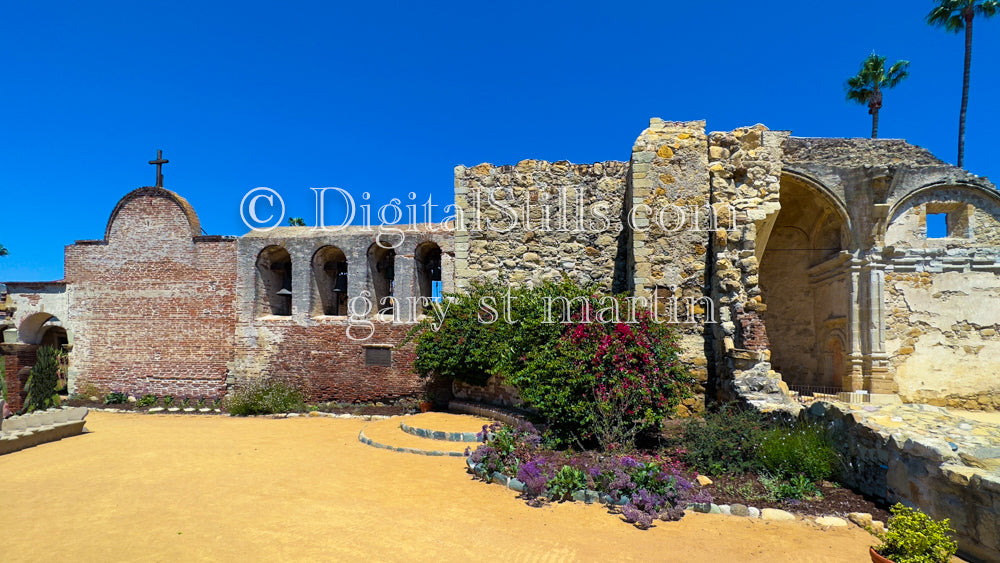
[333,272,348,293]
[276,288,292,296]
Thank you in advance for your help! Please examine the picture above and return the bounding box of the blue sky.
[2,0,998,281]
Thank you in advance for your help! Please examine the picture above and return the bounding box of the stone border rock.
[0,406,89,455]
[400,420,481,442]
[358,428,467,457]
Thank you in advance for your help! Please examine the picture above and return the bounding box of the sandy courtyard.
[0,412,880,562]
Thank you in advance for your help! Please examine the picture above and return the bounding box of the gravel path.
[0,412,881,562]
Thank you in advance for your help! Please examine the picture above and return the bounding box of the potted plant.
[870,503,958,563]
[418,391,435,413]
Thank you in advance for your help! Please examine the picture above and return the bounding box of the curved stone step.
[399,412,493,442]
[359,416,483,456]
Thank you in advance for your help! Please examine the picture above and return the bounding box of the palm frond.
[977,0,999,17]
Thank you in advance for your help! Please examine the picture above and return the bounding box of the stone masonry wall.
[626,120,714,411]
[799,401,1000,563]
[63,188,237,399]
[707,125,791,406]
[883,185,1000,408]
[453,159,628,292]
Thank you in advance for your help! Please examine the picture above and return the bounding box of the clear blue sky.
[2,0,998,281]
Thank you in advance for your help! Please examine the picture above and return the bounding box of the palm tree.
[845,54,910,139]
[927,0,1000,167]
[0,244,7,257]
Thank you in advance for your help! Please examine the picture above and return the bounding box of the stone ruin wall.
[451,120,736,413]
[451,159,629,408]
[453,159,629,292]
[883,186,1000,408]
[705,125,792,406]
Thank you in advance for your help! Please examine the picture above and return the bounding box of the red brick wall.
[2,347,37,412]
[234,322,423,402]
[738,306,769,351]
[63,189,237,399]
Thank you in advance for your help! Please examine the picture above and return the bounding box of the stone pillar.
[865,262,893,393]
[347,246,369,317]
[844,260,865,391]
[394,251,416,323]
[291,247,311,319]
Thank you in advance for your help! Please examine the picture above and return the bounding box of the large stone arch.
[759,174,852,392]
[18,312,72,347]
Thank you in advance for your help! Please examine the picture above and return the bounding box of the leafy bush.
[874,503,957,563]
[546,465,587,500]
[409,279,694,449]
[224,378,305,416]
[136,394,158,407]
[773,473,821,501]
[104,391,128,405]
[24,346,60,412]
[680,404,769,474]
[757,422,840,481]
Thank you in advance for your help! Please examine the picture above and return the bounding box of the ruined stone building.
[3,119,999,413]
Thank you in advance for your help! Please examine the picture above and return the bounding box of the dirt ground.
[0,412,882,562]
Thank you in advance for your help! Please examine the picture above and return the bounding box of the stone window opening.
[925,202,971,239]
[256,246,293,317]
[312,246,348,316]
[367,244,395,316]
[415,242,443,307]
[926,213,947,239]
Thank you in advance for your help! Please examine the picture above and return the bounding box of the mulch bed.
[704,472,890,521]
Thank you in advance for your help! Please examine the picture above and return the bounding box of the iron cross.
[149,150,169,188]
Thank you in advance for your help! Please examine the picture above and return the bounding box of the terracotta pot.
[419,401,433,413]
[869,546,893,563]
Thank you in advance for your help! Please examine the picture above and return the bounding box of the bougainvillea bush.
[408,279,695,449]
[469,422,711,529]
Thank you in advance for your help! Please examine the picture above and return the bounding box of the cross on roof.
[149,150,168,188]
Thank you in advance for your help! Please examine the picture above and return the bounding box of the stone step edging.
[399,420,482,442]
[357,428,468,457]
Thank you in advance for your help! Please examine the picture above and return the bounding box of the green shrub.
[874,503,957,563]
[224,378,305,416]
[757,422,840,481]
[136,394,158,407]
[546,465,588,500]
[24,346,60,412]
[104,391,128,405]
[774,474,821,500]
[680,404,769,474]
[408,279,694,449]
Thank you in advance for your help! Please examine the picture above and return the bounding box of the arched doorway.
[759,175,850,393]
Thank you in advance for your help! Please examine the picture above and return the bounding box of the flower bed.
[466,422,711,529]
